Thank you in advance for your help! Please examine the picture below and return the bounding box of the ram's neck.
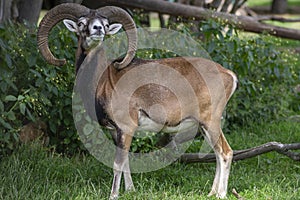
[75,41,87,75]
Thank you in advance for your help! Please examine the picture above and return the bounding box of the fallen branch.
[232,188,245,200]
[180,142,300,163]
[99,0,300,40]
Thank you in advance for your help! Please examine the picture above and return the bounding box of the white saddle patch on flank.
[137,111,198,133]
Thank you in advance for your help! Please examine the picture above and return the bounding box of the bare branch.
[180,142,300,163]
[211,0,225,12]
[221,0,232,13]
[100,0,300,40]
[232,188,245,200]
[230,0,247,14]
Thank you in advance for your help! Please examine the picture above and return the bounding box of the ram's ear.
[106,23,122,35]
[63,19,78,32]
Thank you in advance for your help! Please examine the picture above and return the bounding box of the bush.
[198,20,299,128]
[0,22,81,156]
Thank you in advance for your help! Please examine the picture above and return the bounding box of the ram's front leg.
[110,128,134,200]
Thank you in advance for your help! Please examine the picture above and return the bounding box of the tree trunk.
[210,0,223,11]
[271,0,287,14]
[82,0,109,9]
[0,0,42,25]
[54,0,78,6]
[43,0,82,10]
[17,0,43,24]
[0,0,16,23]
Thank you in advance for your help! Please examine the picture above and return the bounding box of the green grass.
[241,0,300,30]
[247,0,300,7]
[1,121,299,200]
[264,14,300,30]
[247,0,273,7]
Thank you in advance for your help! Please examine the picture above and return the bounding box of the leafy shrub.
[198,20,299,128]
[0,22,81,156]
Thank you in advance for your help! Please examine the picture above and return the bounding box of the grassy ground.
[0,120,299,200]
[247,0,300,7]
[247,0,300,29]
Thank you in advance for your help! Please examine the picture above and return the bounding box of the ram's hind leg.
[123,156,135,191]
[203,126,233,199]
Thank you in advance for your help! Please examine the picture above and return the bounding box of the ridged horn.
[97,6,137,70]
[37,3,90,66]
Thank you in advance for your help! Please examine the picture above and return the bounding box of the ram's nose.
[93,25,103,31]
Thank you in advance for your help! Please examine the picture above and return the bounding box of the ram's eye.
[78,22,84,27]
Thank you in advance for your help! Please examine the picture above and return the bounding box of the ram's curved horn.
[97,6,137,70]
[37,3,90,66]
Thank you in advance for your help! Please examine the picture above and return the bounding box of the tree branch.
[180,142,300,163]
[100,0,300,40]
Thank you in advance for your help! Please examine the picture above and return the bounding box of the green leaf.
[64,138,71,145]
[0,117,12,130]
[28,55,37,67]
[5,95,17,102]
[41,95,52,106]
[5,79,17,91]
[5,54,12,68]
[49,121,57,133]
[63,118,70,126]
[0,100,4,112]
[0,82,7,93]
[20,103,26,115]
[7,111,16,121]
[85,115,92,123]
[18,95,25,101]
[52,87,58,96]
[29,69,42,78]
[0,38,5,48]
[23,89,30,94]
[72,104,83,111]
[26,109,35,121]
[85,143,92,149]
[83,123,94,136]
[75,113,82,123]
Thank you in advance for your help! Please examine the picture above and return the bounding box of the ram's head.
[63,15,122,50]
[37,3,137,69]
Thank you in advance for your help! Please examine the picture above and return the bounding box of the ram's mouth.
[82,35,103,50]
[90,35,104,41]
